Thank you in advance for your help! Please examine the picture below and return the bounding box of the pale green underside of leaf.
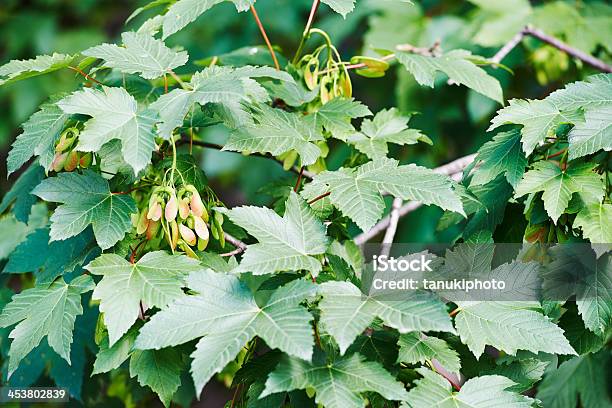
[130,348,183,407]
[470,130,526,188]
[83,31,188,79]
[319,281,454,354]
[7,102,70,175]
[403,368,533,408]
[396,49,503,104]
[321,0,356,17]
[87,251,203,346]
[397,332,461,374]
[568,106,612,160]
[514,161,604,223]
[306,97,371,137]
[454,301,576,358]
[152,65,290,139]
[306,157,464,231]
[574,203,612,244]
[262,353,409,408]
[0,275,93,377]
[32,170,136,250]
[162,0,255,39]
[58,86,158,174]
[226,191,328,275]
[0,53,74,86]
[225,104,324,166]
[136,270,316,394]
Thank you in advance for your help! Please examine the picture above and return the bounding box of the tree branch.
[354,154,476,245]
[221,231,248,257]
[249,5,281,70]
[491,25,612,73]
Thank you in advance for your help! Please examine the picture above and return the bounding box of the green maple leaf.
[151,65,291,138]
[470,130,527,188]
[537,352,612,408]
[161,0,255,39]
[303,158,463,231]
[454,301,576,358]
[0,53,74,86]
[86,251,203,345]
[0,275,94,377]
[0,164,45,223]
[568,106,612,159]
[397,49,503,103]
[224,191,329,276]
[129,348,183,407]
[346,108,432,159]
[403,368,534,408]
[574,203,612,244]
[489,98,583,156]
[32,170,136,250]
[544,247,611,336]
[546,73,612,111]
[4,228,97,285]
[261,353,409,408]
[135,270,317,394]
[319,281,454,354]
[83,31,189,79]
[305,97,371,138]
[514,161,605,223]
[92,328,138,375]
[397,332,461,374]
[225,104,324,166]
[7,102,70,175]
[57,86,158,174]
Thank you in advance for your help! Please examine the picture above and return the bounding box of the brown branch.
[250,5,280,70]
[354,154,477,245]
[491,26,612,73]
[294,166,305,192]
[381,197,403,250]
[220,231,248,257]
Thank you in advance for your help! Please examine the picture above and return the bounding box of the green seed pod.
[170,220,179,250]
[304,57,320,90]
[63,150,79,172]
[79,152,93,168]
[146,219,161,240]
[179,223,197,246]
[193,216,209,240]
[136,210,149,235]
[197,236,209,251]
[210,221,220,240]
[179,197,190,219]
[320,76,332,104]
[51,152,68,172]
[165,192,178,222]
[214,211,224,227]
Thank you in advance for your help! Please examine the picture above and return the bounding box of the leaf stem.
[294,166,305,192]
[308,191,331,205]
[250,5,280,70]
[293,0,321,64]
[68,66,104,85]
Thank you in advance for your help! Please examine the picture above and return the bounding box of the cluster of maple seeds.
[135,184,223,257]
[51,127,92,172]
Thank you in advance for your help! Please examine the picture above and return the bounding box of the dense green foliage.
[0,0,611,407]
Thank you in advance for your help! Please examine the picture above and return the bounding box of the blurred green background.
[0,1,610,403]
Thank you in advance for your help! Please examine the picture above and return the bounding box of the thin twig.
[294,166,305,192]
[523,26,612,73]
[250,5,280,70]
[178,138,315,178]
[68,66,104,85]
[354,154,477,245]
[381,197,403,254]
[220,231,248,257]
[293,0,321,64]
[490,26,612,72]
